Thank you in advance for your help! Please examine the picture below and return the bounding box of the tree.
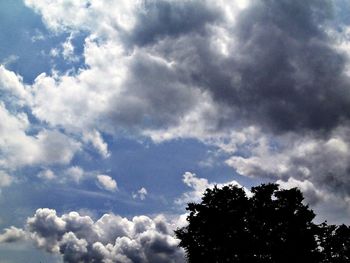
[175,183,322,263]
[319,223,350,263]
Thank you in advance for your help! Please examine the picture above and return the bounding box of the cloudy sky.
[1,0,350,262]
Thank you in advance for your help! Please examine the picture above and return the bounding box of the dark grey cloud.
[125,0,349,135]
[224,0,349,133]
[162,0,350,134]
[105,51,199,130]
[128,0,221,46]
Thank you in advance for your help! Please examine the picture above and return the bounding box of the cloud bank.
[0,208,185,263]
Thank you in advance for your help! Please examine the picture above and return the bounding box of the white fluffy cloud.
[0,102,80,170]
[0,65,82,183]
[132,187,148,201]
[97,175,118,192]
[175,172,246,206]
[0,65,30,105]
[61,34,79,62]
[2,208,185,263]
[83,130,110,158]
[0,227,26,243]
[24,0,137,37]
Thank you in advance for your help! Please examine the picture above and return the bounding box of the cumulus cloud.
[223,126,350,222]
[20,0,231,140]
[3,208,185,263]
[37,169,56,180]
[226,126,350,195]
[175,172,246,206]
[64,166,85,183]
[0,65,30,105]
[276,177,327,206]
[0,64,82,175]
[24,0,220,41]
[97,175,118,192]
[61,34,79,62]
[132,187,148,201]
[276,177,350,224]
[200,0,349,133]
[0,227,26,243]
[0,102,81,169]
[83,130,110,158]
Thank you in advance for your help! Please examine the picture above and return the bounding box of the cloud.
[222,126,350,223]
[276,177,350,224]
[175,172,246,206]
[0,227,26,243]
[61,33,79,62]
[0,102,81,170]
[0,65,29,105]
[22,0,350,140]
[37,169,56,180]
[37,166,90,184]
[132,187,148,201]
[127,0,221,46]
[64,166,85,183]
[18,1,350,128]
[36,130,81,166]
[3,208,185,263]
[24,0,220,41]
[21,0,231,140]
[225,126,350,194]
[83,130,110,158]
[24,0,138,36]
[0,171,13,188]
[277,177,326,206]
[169,0,349,134]
[96,175,118,192]
[0,65,82,174]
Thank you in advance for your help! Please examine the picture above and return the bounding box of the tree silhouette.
[319,223,350,263]
[175,183,326,263]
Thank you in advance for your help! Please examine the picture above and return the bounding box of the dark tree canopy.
[175,183,350,263]
[319,223,350,263]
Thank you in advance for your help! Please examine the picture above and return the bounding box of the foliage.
[176,183,350,263]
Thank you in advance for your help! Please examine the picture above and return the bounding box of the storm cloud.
[136,0,350,134]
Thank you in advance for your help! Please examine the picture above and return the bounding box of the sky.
[1,0,350,262]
